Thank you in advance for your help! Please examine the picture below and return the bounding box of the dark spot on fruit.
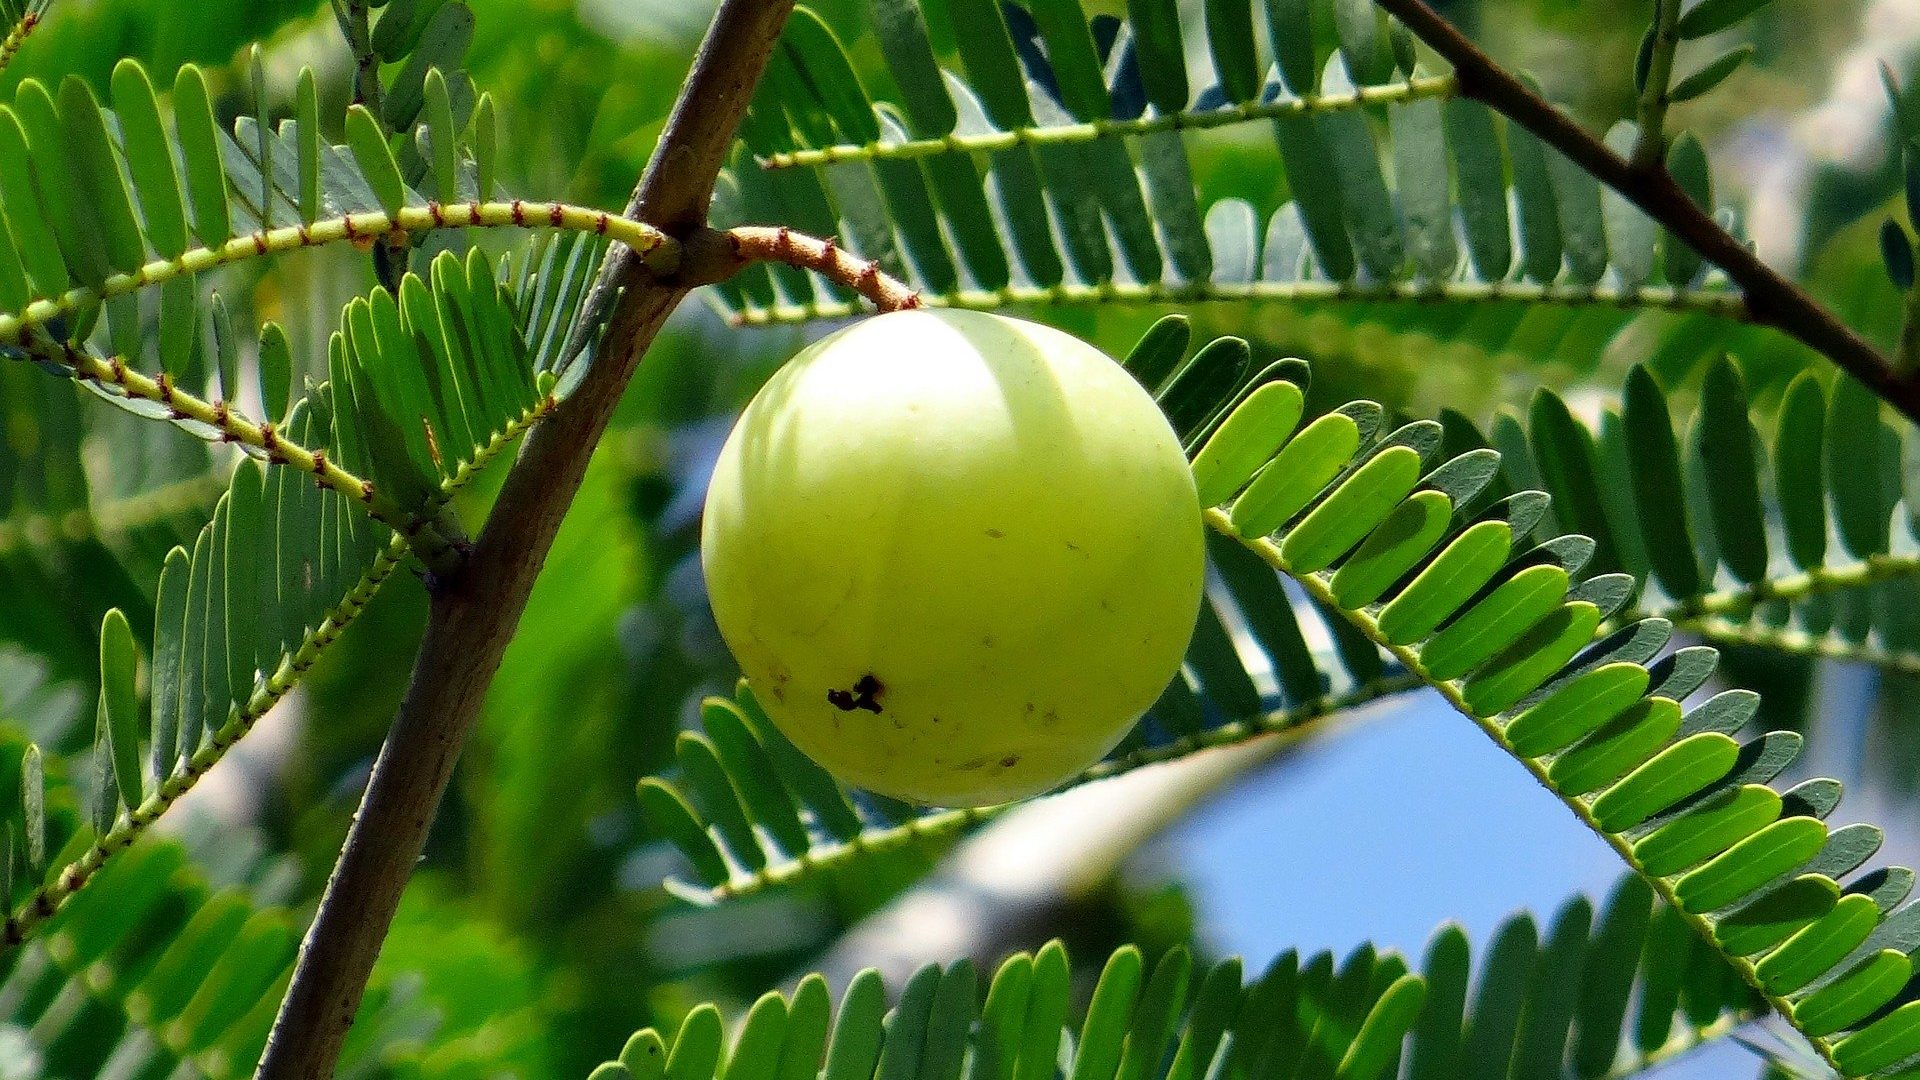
[985,528,1005,538]
[1000,755,1019,768]
[827,673,885,714]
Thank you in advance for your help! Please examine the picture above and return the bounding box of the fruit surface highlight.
[702,310,1204,806]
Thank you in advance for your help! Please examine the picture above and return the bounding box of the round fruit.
[701,309,1204,807]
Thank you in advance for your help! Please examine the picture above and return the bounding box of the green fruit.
[702,310,1204,807]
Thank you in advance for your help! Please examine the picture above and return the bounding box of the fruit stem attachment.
[718,225,922,314]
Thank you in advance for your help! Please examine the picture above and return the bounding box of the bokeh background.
[3,0,1920,1077]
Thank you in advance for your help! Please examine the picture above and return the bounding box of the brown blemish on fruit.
[985,528,1004,538]
[1000,755,1019,768]
[827,673,884,714]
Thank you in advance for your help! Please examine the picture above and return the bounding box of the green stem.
[759,75,1458,168]
[0,201,679,346]
[725,276,1751,326]
[335,0,383,120]
[1689,619,1920,675]
[1653,553,1920,621]
[1632,0,1683,168]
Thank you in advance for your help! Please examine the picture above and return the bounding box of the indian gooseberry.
[701,309,1205,807]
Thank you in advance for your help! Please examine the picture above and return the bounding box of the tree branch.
[251,0,798,1076]
[1374,0,1920,425]
[716,225,924,312]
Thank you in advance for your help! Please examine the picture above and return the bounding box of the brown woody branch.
[1374,0,1920,424]
[250,0,800,1076]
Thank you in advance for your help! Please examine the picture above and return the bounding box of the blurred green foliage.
[1,0,1918,1076]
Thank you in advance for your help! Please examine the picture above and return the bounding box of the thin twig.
[251,0,800,1076]
[724,225,923,312]
[1374,0,1920,424]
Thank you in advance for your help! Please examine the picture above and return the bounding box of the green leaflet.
[638,778,728,885]
[582,926,1743,1080]
[1713,873,1838,958]
[1828,375,1894,560]
[345,105,409,215]
[1665,132,1711,286]
[1677,0,1776,38]
[383,2,474,132]
[1795,950,1910,1037]
[15,78,108,288]
[1591,733,1740,833]
[1601,123,1657,289]
[1392,96,1458,282]
[1695,357,1767,585]
[1127,0,1186,111]
[1191,380,1306,509]
[1027,0,1110,121]
[97,608,142,812]
[1622,366,1700,601]
[0,107,65,298]
[1205,0,1259,103]
[872,0,957,135]
[1229,412,1362,538]
[1281,445,1424,573]
[1670,45,1754,103]
[173,65,231,247]
[1329,490,1453,610]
